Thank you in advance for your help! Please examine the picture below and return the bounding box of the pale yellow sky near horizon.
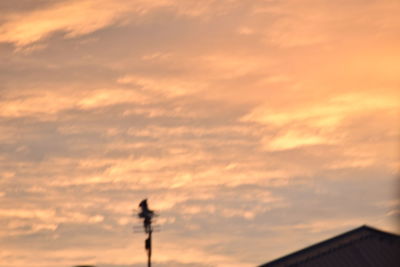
[0,0,399,266]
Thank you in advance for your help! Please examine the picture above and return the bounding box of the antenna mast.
[137,199,155,267]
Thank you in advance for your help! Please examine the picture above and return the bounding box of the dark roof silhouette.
[259,225,400,267]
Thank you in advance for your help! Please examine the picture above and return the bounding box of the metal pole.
[138,199,155,267]
[147,229,152,267]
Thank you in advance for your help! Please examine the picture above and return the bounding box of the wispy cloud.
[0,0,164,47]
[0,0,239,48]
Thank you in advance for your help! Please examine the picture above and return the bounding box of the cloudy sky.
[0,0,399,266]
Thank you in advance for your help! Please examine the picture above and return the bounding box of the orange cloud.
[262,130,331,151]
[0,0,234,48]
[0,0,170,47]
[243,93,398,128]
[0,87,148,118]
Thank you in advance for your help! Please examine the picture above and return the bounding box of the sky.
[0,0,399,266]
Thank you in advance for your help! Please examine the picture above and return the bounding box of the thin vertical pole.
[147,229,152,267]
[138,199,155,267]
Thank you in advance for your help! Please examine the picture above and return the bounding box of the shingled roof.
[259,225,400,267]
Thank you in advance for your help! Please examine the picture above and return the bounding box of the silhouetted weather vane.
[137,199,156,267]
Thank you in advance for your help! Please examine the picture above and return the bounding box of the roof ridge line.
[259,224,400,267]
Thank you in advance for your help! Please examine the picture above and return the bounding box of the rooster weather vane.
[137,199,156,267]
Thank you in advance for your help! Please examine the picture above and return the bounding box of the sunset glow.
[0,1,399,267]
